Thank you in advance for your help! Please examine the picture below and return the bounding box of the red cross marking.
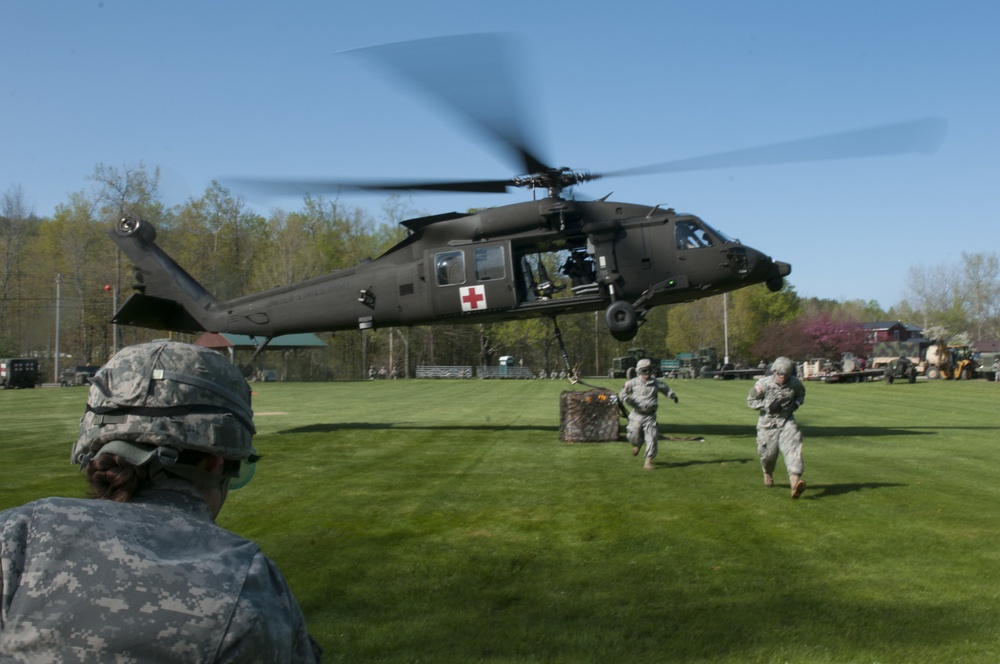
[461,286,486,311]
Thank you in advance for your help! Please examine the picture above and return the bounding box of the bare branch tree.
[0,184,36,337]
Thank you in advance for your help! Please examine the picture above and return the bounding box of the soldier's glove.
[670,393,679,404]
[786,400,799,412]
[767,400,782,414]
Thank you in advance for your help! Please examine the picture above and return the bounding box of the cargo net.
[559,389,621,443]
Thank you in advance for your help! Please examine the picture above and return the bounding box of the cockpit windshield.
[675,218,733,249]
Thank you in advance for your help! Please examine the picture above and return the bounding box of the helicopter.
[109,35,944,357]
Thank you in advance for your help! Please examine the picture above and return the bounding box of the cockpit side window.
[675,220,714,250]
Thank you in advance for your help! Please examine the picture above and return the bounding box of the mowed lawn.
[3,376,1000,663]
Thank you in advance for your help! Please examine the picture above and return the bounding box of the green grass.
[4,377,1000,662]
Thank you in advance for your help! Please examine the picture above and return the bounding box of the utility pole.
[723,293,730,365]
[54,273,61,383]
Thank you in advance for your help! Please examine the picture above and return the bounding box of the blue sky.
[3,1,998,310]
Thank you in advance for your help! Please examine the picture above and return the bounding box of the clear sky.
[3,1,998,310]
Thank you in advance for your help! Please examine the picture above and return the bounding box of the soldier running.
[620,358,678,470]
[747,356,807,499]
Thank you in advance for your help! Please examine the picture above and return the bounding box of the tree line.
[2,163,998,381]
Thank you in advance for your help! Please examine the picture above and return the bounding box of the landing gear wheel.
[610,328,637,342]
[605,301,638,340]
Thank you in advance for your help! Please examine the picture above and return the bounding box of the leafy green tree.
[728,283,801,362]
[29,191,118,364]
[665,298,725,357]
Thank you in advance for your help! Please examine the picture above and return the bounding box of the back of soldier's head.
[72,341,257,489]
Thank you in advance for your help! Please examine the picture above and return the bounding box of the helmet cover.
[636,358,653,372]
[73,341,255,466]
[772,356,795,376]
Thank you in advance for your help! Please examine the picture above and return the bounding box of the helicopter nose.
[747,248,790,276]
[740,247,791,287]
[763,258,791,292]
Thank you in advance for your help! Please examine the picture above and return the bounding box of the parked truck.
[869,340,930,374]
[610,347,661,378]
[979,351,1000,381]
[1,358,40,389]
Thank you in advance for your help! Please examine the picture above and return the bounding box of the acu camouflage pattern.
[73,341,256,464]
[619,375,675,417]
[747,372,806,477]
[620,375,676,458]
[0,479,321,662]
[747,371,805,427]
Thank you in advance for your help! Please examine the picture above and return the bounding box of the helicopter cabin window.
[474,246,505,281]
[435,250,466,286]
[675,220,715,250]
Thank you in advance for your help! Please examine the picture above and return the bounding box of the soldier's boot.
[790,474,806,499]
[632,445,641,457]
[763,473,774,487]
[643,457,655,470]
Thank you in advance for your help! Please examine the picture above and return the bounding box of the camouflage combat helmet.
[636,358,653,372]
[72,340,256,468]
[772,356,795,376]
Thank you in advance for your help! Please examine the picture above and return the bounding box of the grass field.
[3,376,1000,663]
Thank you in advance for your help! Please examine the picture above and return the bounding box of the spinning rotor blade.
[227,177,515,197]
[350,33,551,176]
[605,117,947,178]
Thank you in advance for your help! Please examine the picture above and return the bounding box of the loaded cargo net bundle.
[559,390,621,443]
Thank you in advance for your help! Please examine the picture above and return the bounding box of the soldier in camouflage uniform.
[747,356,807,499]
[0,340,322,662]
[619,358,679,470]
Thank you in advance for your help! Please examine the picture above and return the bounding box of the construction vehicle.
[924,340,978,380]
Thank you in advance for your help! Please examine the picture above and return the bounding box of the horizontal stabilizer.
[113,293,207,333]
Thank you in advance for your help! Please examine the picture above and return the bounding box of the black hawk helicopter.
[109,35,944,358]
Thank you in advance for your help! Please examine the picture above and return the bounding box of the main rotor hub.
[512,168,601,198]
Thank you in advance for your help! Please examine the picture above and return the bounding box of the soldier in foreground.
[747,356,807,499]
[0,341,321,662]
[619,358,679,470]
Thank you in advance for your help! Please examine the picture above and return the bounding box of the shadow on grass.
[656,457,755,469]
[662,423,935,440]
[801,481,907,499]
[279,422,561,434]
[671,422,1000,440]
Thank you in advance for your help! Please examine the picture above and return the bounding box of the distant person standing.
[620,358,678,470]
[747,356,807,499]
